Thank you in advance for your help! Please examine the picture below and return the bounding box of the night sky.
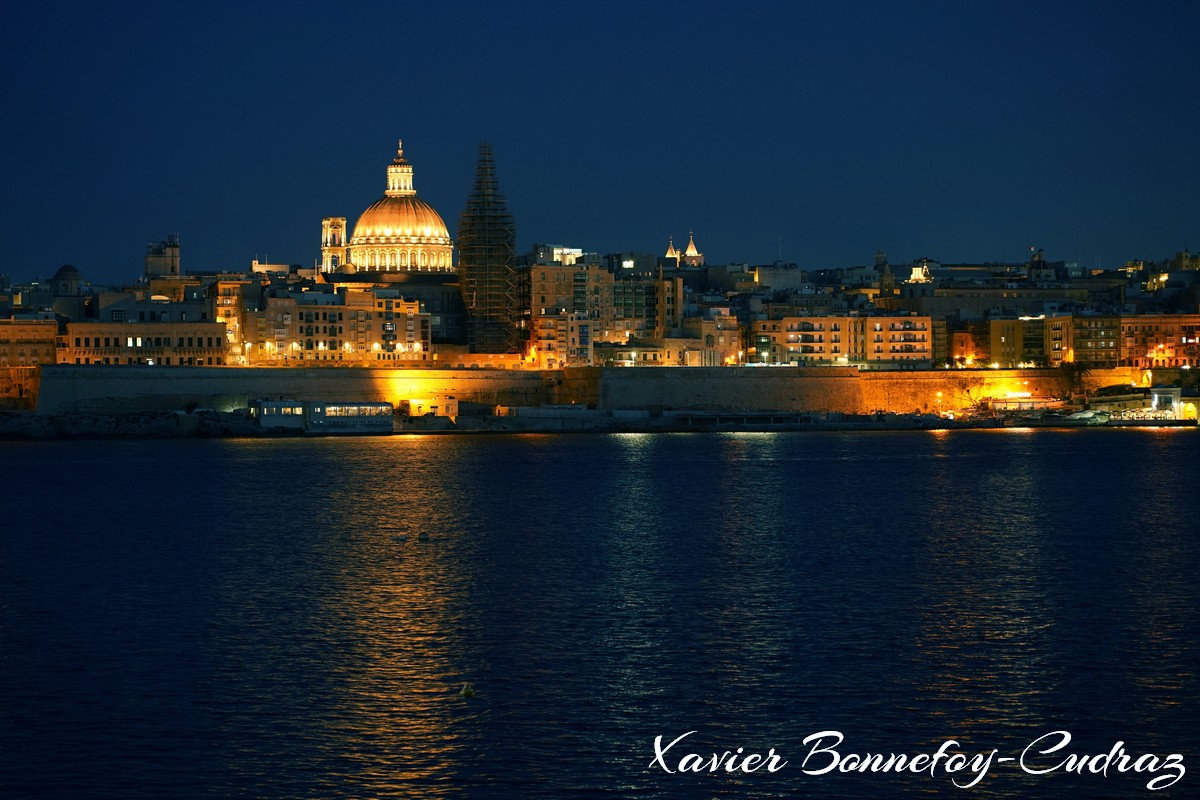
[3,1,1198,284]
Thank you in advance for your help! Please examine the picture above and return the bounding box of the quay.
[1,363,1195,438]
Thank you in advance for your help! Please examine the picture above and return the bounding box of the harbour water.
[1,429,1197,798]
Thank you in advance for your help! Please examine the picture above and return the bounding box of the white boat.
[1063,410,1112,426]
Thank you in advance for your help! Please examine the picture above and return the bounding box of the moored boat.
[250,399,394,434]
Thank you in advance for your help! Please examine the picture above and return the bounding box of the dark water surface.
[1,429,1197,799]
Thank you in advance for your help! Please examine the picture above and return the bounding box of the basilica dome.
[353,196,450,243]
[346,141,455,273]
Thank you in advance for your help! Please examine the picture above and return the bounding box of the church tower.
[664,237,680,268]
[321,217,347,271]
[681,231,704,267]
[876,249,896,295]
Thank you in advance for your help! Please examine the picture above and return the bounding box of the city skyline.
[3,1,1198,283]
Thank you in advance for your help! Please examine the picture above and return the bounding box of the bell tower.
[321,217,348,272]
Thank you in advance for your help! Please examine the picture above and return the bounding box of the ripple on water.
[0,431,1196,799]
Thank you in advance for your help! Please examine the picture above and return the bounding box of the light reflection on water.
[0,431,1197,799]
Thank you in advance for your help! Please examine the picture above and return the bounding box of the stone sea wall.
[598,365,1145,414]
[32,363,1152,417]
[597,366,864,413]
[35,366,549,416]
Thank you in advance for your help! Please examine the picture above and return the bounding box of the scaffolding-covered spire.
[458,142,519,353]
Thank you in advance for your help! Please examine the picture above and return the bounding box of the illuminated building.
[529,262,616,342]
[598,326,741,368]
[876,279,1093,319]
[1072,314,1120,369]
[678,315,742,365]
[458,142,519,353]
[530,311,592,368]
[988,316,1074,369]
[524,259,683,348]
[0,318,58,366]
[62,321,229,365]
[595,341,670,365]
[614,274,683,341]
[529,244,590,266]
[321,140,454,275]
[1119,313,1200,368]
[951,329,984,366]
[213,279,252,363]
[94,286,212,326]
[989,318,1038,368]
[752,314,933,367]
[1045,316,1072,368]
[241,290,431,366]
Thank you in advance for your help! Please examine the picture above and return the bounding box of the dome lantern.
[385,139,416,197]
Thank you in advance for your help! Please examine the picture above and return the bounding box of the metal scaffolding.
[457,143,520,353]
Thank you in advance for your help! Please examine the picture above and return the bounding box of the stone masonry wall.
[34,364,1153,417]
[35,366,549,415]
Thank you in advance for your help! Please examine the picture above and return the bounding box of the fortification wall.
[35,366,548,415]
[32,364,1155,417]
[597,366,1146,414]
[858,369,1068,414]
[598,367,864,413]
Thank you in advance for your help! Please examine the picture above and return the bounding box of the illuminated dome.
[345,140,455,273]
[353,197,450,242]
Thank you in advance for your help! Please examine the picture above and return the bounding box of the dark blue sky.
[3,1,1198,283]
